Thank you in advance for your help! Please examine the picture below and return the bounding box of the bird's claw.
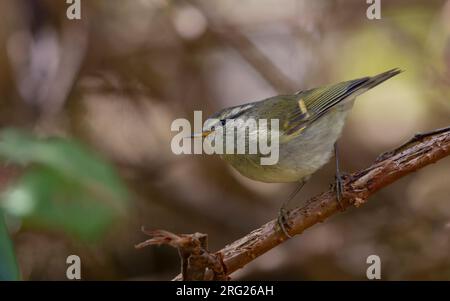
[277,207,292,238]
[335,173,345,211]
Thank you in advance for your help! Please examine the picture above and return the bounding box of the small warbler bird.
[197,68,402,237]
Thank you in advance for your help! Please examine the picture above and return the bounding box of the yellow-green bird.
[198,68,402,237]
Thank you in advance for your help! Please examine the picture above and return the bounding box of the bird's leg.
[334,143,345,211]
[277,180,306,238]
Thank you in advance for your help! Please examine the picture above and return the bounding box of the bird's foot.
[277,207,292,238]
[335,172,346,211]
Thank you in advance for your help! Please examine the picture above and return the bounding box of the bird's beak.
[190,130,213,138]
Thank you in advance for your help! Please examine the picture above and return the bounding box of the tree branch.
[138,126,450,280]
[217,126,450,277]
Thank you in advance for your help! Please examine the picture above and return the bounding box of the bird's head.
[192,103,255,138]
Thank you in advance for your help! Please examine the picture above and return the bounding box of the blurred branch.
[161,125,450,280]
[8,1,88,122]
[187,0,297,93]
[210,26,297,92]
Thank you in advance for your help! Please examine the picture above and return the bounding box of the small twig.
[376,125,450,162]
[168,126,450,280]
[135,228,228,280]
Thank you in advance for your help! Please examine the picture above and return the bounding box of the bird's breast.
[221,104,353,183]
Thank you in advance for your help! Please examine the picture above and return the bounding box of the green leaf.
[0,211,20,280]
[0,129,129,241]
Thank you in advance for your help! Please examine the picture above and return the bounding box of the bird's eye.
[220,119,226,126]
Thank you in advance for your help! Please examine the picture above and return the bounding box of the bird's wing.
[283,78,368,136]
[283,68,401,136]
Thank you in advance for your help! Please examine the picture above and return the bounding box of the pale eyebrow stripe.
[227,104,254,119]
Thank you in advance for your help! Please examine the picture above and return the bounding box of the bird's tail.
[363,68,403,90]
[330,68,403,102]
[302,68,402,121]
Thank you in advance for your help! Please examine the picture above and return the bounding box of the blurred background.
[0,0,450,280]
